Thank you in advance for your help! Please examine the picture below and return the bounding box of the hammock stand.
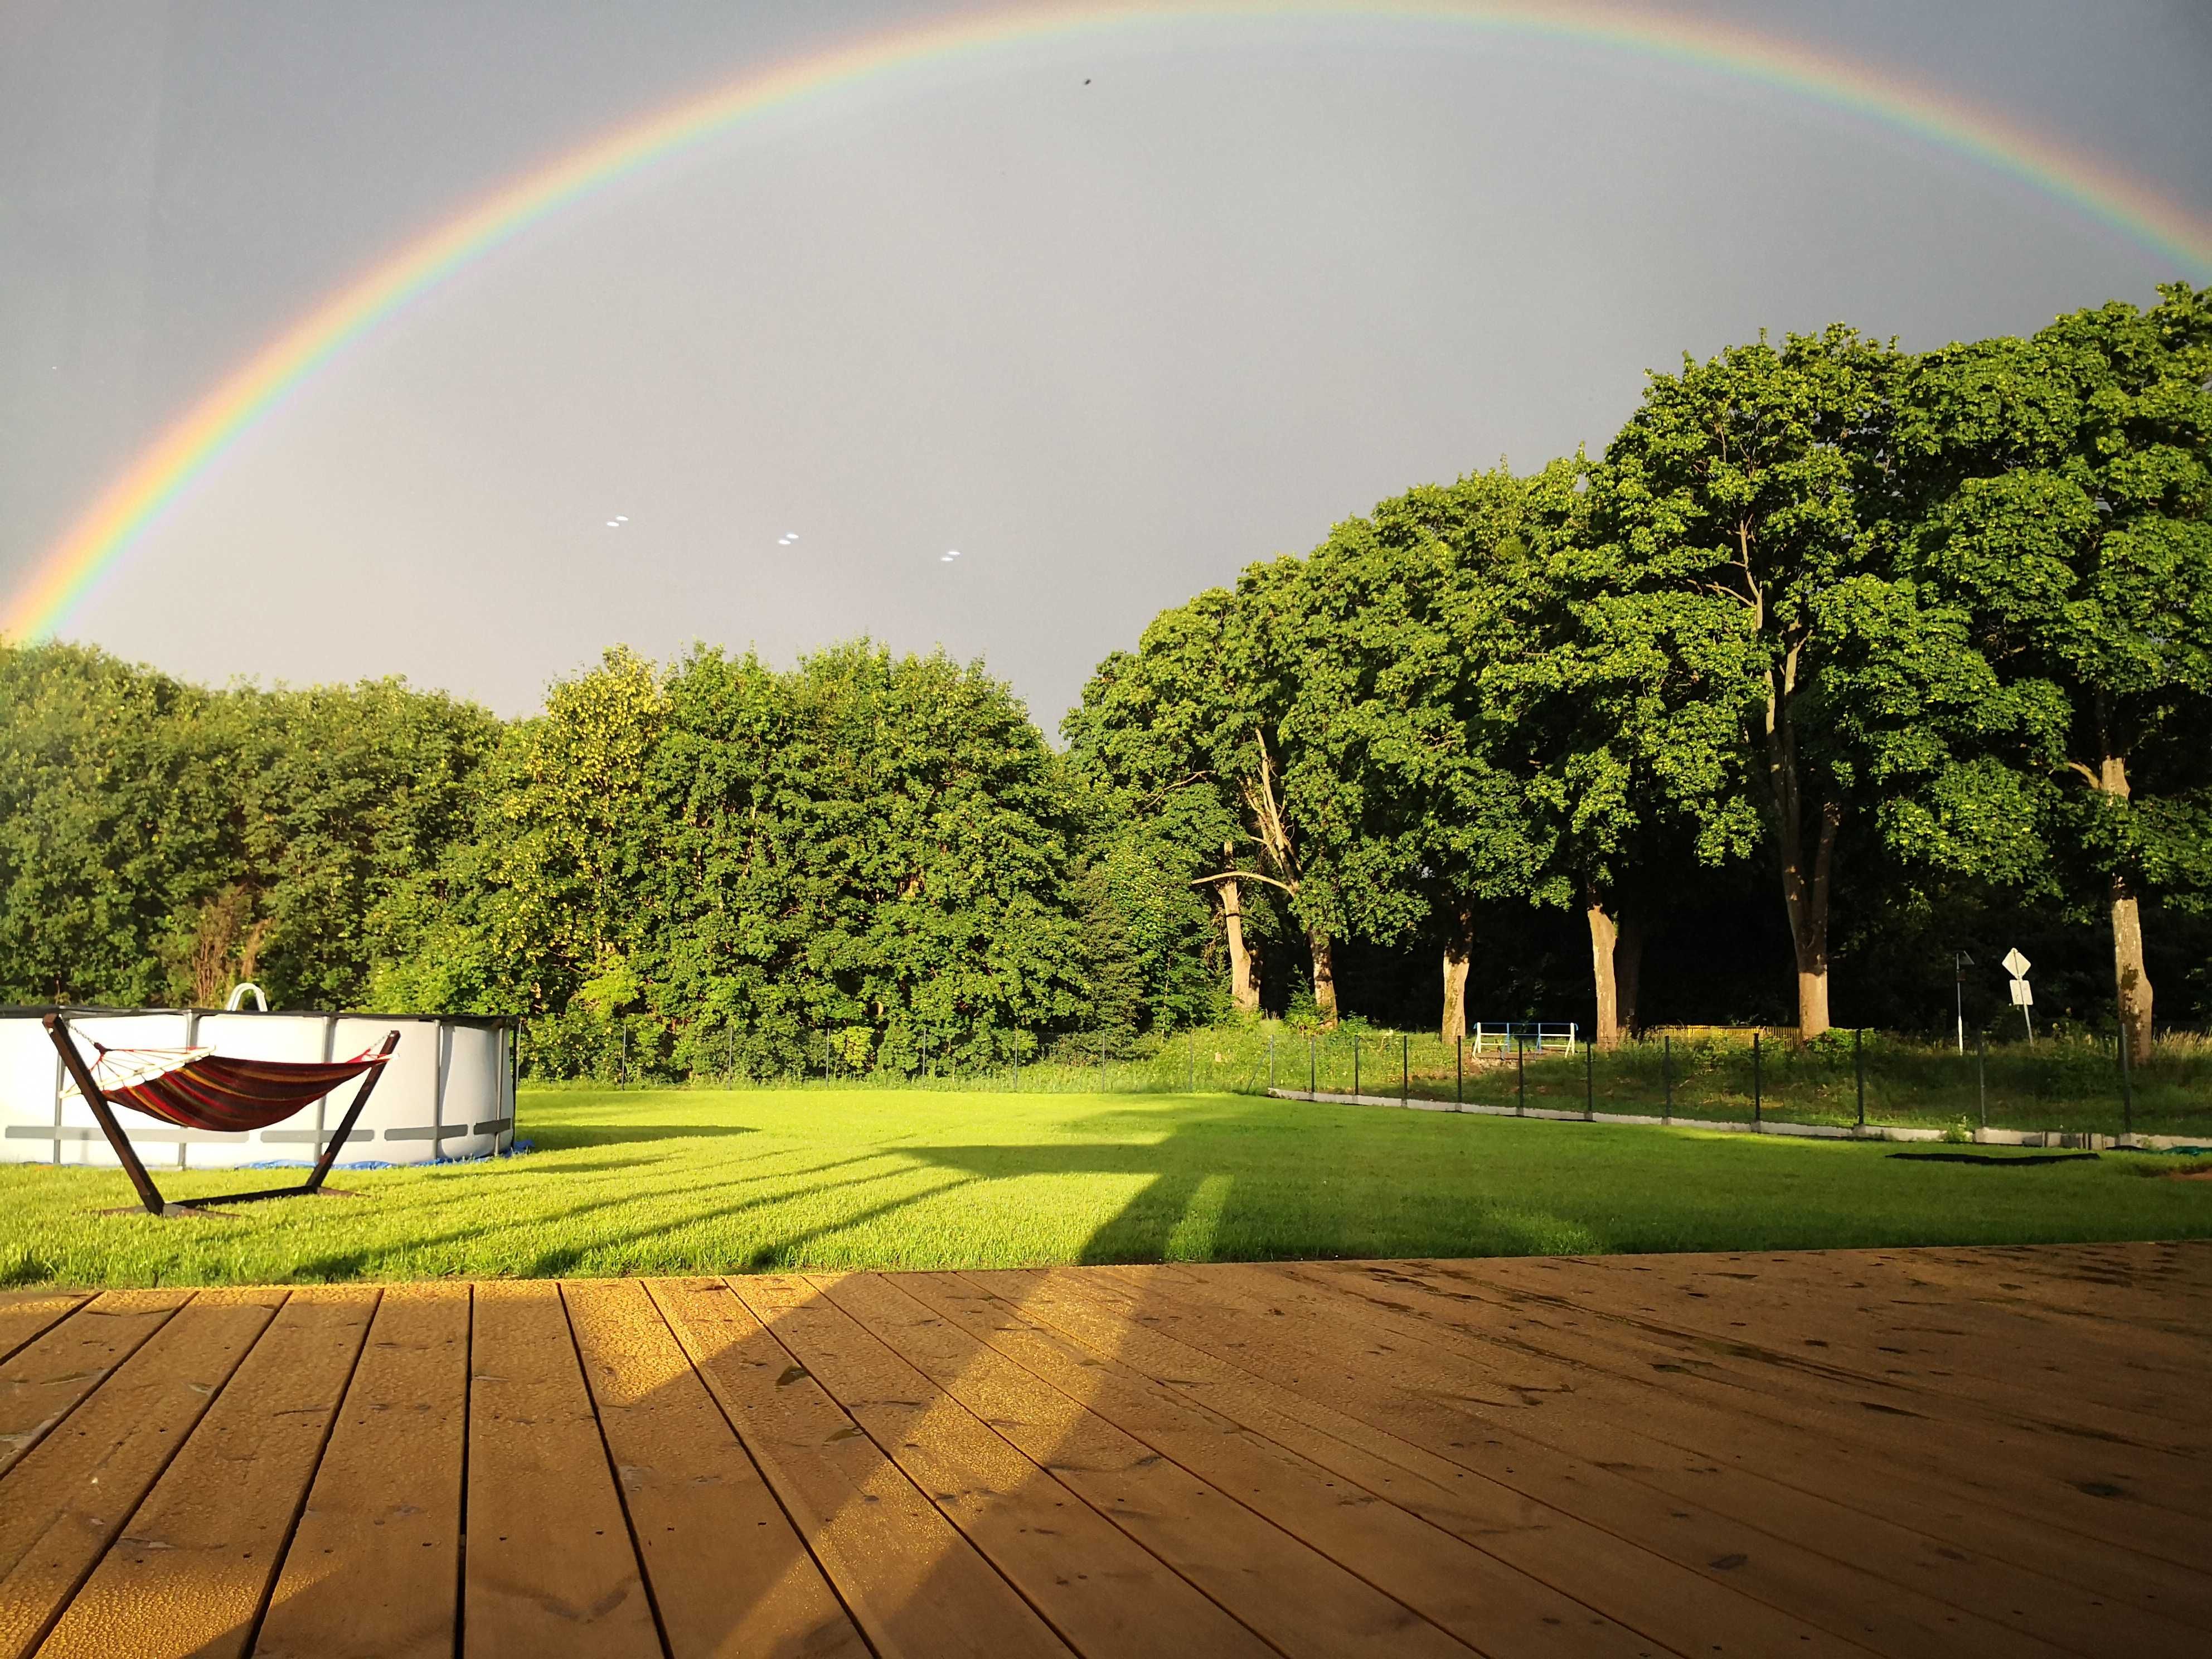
[43,1014,401,1217]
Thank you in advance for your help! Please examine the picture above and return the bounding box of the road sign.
[2010,978,2034,1006]
[2002,948,2031,979]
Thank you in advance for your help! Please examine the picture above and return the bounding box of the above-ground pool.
[1,1006,516,1169]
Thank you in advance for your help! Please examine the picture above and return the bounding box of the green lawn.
[2,1086,2207,1289]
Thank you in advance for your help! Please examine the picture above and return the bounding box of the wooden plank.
[0,1289,191,1479]
[1087,1262,2079,1659]
[1414,1256,2212,1549]
[1465,1254,2212,1458]
[973,1267,1860,1658]
[752,1272,1471,1659]
[562,1277,866,1659]
[1296,1258,2212,1632]
[0,1294,88,1368]
[1789,1244,2212,1343]
[646,1275,1073,1659]
[1681,1246,2212,1385]
[464,1278,661,1658]
[732,1273,1277,1659]
[255,1283,471,1659]
[789,1261,1483,1659]
[1535,1250,2209,1418]
[0,1288,285,1659]
[860,1270,1657,1659]
[1254,1261,2204,1659]
[36,1286,379,1659]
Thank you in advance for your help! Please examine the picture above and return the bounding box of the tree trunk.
[2097,755,2155,1066]
[1219,871,1259,1015]
[1776,798,1840,1044]
[1586,898,1621,1051]
[1616,913,1645,1038]
[1309,930,1338,1024]
[1762,645,1838,1045]
[1440,909,1473,1044]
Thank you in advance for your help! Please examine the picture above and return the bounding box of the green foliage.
[1903,284,2212,911]
[0,641,496,1009]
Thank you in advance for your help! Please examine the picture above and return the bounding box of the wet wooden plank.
[37,1286,379,1659]
[1258,1260,2204,1659]
[1466,1253,2212,1460]
[0,1289,191,1479]
[1098,1261,2082,1659]
[0,1288,285,1659]
[647,1276,1070,1659]
[772,1270,1474,1659]
[1414,1255,2212,1550]
[977,1265,1860,1659]
[736,1272,1278,1659]
[865,1269,1655,1659]
[0,1293,89,1368]
[464,1279,659,1658]
[563,1277,865,1659]
[1297,1257,2212,1631]
[1525,1250,2208,1421]
[255,1283,471,1659]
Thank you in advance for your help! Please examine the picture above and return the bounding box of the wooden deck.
[1,1243,2206,1658]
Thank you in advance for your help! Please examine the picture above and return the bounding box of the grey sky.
[4,1,2208,729]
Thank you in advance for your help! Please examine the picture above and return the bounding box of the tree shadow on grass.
[899,1139,1245,1266]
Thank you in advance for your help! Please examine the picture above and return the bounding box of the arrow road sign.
[2002,948,2031,979]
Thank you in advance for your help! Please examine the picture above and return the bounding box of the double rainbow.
[8,0,2208,641]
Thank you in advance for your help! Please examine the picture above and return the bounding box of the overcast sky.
[4,0,2208,729]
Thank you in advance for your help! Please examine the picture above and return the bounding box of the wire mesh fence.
[528,1016,2212,1144]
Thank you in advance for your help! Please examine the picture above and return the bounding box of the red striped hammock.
[75,1044,393,1134]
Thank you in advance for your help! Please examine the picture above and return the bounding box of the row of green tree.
[1071,284,2211,1064]
[2,284,2204,1069]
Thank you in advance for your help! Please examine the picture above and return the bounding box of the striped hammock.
[71,1044,394,1134]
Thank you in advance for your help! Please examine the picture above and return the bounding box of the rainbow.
[9,0,2209,642]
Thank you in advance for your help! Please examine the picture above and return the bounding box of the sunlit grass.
[1,1086,2205,1289]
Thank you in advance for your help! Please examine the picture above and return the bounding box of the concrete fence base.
[1264,1088,2204,1153]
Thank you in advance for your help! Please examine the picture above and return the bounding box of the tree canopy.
[5,283,2205,1067]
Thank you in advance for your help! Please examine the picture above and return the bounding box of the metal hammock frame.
[43,1014,401,1217]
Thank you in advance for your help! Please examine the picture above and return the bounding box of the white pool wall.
[0,1009,515,1169]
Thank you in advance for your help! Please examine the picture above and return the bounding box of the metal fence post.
[2118,1023,2135,1141]
[1353,1035,1360,1100]
[1752,1031,1762,1127]
[1401,1031,1409,1105]
[1309,1031,1316,1099]
[1662,1033,1672,1124]
[1268,1027,1276,1093]
[1516,1037,1525,1116]
[1584,1035,1594,1120]
[1188,1029,1196,1093]
[1855,1027,1865,1130]
[1454,1035,1462,1108]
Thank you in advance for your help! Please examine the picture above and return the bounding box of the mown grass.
[2,1087,2206,1289]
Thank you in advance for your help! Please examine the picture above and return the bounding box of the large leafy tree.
[1,642,497,1010]
[1903,283,2212,1063]
[1591,324,1998,1041]
[0,643,227,1003]
[1064,594,1256,1024]
[1502,459,1763,1047]
[1291,468,1559,1041]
